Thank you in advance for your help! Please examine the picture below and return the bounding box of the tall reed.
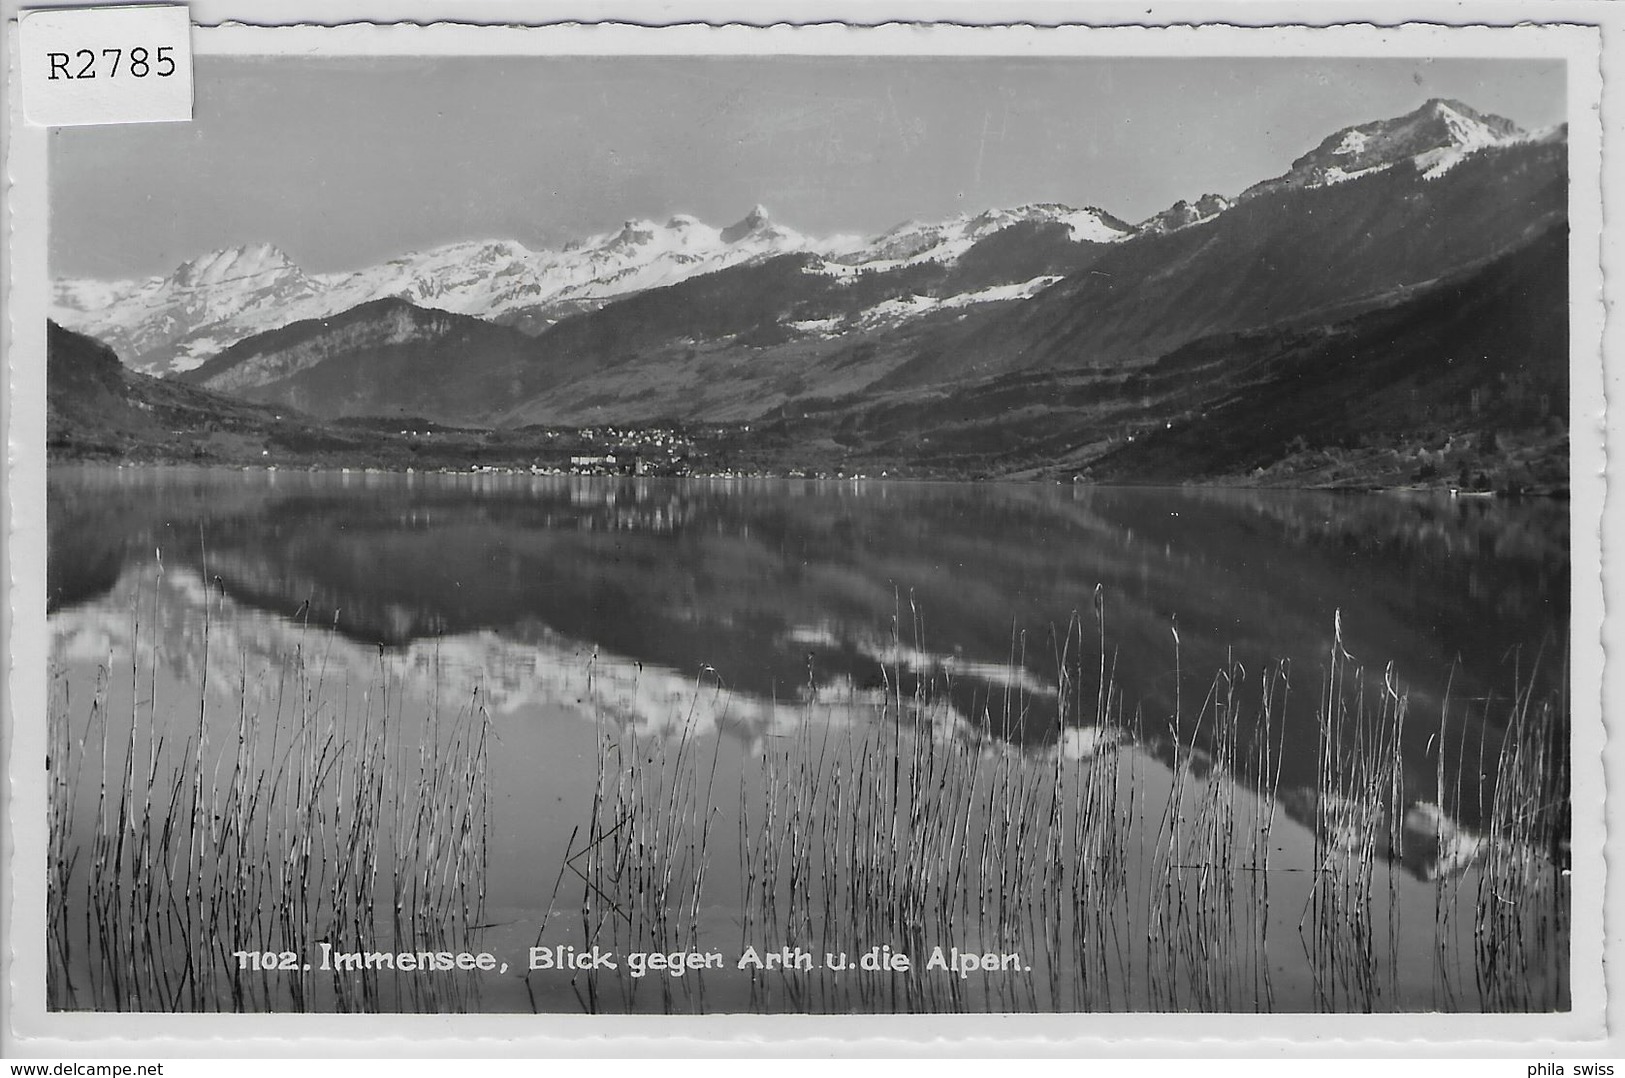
[557,597,1569,1015]
[47,568,492,1013]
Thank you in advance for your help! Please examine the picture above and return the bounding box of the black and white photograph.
[2,15,1612,1046]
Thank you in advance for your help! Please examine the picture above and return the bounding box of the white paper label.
[19,5,192,127]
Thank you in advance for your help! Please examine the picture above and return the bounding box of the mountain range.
[49,98,1570,487]
[53,198,1134,377]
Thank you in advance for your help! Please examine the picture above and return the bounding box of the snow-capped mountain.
[51,207,825,375]
[823,204,1132,271]
[1242,98,1526,199]
[52,244,330,375]
[51,99,1544,382]
[52,203,1126,376]
[1137,194,1233,235]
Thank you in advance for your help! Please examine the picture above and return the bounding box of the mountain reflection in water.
[45,465,1572,1012]
[49,465,1568,833]
[50,465,1566,708]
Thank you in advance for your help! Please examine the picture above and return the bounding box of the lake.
[45,464,1571,1013]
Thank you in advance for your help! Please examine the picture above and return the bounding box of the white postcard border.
[2,14,1614,1055]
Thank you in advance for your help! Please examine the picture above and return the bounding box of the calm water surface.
[46,465,1571,1013]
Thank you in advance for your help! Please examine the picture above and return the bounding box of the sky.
[49,55,1566,280]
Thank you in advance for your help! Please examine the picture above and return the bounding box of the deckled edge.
[2,13,52,1063]
[2,18,12,1066]
[0,13,1615,1057]
[1588,4,1615,1052]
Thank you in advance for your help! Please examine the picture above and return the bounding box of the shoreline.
[45,453,1569,497]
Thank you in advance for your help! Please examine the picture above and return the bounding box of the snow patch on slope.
[1319,162,1395,185]
[848,274,1064,332]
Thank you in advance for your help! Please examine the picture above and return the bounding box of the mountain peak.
[1138,193,1233,235]
[721,205,774,244]
[1414,97,1523,138]
[1240,98,1525,199]
[1315,98,1525,162]
[1421,96,1471,114]
[172,243,301,288]
[1417,97,1503,124]
[604,220,659,251]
